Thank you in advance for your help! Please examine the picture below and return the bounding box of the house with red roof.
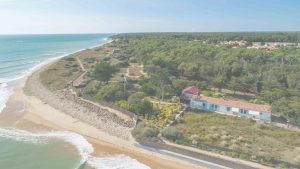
[181,86,200,103]
[182,87,272,122]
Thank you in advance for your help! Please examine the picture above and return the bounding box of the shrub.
[127,92,146,105]
[202,90,213,97]
[96,84,126,102]
[240,153,250,160]
[114,100,133,111]
[253,123,266,130]
[65,57,75,61]
[190,134,201,145]
[140,83,156,96]
[132,122,159,142]
[92,62,118,83]
[161,127,183,141]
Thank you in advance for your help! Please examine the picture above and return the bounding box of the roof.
[182,86,200,95]
[192,95,271,113]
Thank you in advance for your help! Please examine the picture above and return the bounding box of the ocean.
[0,34,150,169]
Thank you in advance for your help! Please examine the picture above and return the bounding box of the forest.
[113,32,300,43]
[111,32,300,126]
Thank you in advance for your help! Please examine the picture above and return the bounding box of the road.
[135,143,261,169]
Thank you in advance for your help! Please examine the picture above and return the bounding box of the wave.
[0,128,93,168]
[0,83,12,113]
[87,155,151,169]
[0,128,150,169]
[0,51,67,63]
[0,57,27,63]
[0,61,41,71]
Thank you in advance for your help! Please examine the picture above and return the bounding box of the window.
[203,103,206,107]
[239,109,249,114]
[209,104,214,110]
[226,107,231,112]
[259,112,263,115]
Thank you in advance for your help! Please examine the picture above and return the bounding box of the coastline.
[0,42,202,169]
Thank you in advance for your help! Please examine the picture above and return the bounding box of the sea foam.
[88,155,151,169]
[0,128,151,169]
[0,83,12,113]
[0,128,92,166]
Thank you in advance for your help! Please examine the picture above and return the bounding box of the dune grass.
[40,56,82,91]
[173,111,300,166]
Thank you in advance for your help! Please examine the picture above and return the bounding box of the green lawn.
[173,111,300,167]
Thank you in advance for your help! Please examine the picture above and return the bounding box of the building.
[190,95,271,122]
[181,86,200,104]
[182,87,272,122]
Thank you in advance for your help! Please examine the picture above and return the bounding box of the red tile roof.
[192,95,271,113]
[182,86,200,95]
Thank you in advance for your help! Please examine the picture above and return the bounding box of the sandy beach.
[0,47,203,169]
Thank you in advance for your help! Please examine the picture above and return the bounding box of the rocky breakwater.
[24,69,135,140]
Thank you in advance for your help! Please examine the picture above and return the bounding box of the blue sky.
[0,0,299,34]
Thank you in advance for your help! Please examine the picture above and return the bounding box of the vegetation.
[111,33,300,126]
[161,127,183,142]
[92,62,118,83]
[132,122,159,142]
[113,32,300,43]
[40,33,300,168]
[171,111,300,167]
[40,56,82,91]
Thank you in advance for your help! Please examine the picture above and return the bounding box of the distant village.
[221,40,300,51]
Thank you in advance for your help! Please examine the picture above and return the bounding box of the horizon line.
[1,30,300,36]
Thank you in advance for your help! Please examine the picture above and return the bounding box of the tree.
[211,75,226,91]
[134,100,154,118]
[150,69,171,101]
[128,92,146,105]
[92,62,117,83]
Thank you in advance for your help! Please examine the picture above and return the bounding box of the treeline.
[112,33,300,126]
[113,32,300,43]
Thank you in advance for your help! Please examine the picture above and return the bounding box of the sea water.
[0,34,150,169]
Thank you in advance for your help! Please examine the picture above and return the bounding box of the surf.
[0,128,150,169]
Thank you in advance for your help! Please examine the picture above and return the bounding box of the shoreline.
[0,42,202,169]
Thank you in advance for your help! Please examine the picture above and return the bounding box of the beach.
[0,44,202,169]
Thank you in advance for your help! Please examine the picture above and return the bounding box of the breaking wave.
[0,128,150,169]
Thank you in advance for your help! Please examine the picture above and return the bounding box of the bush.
[239,153,250,160]
[202,90,213,97]
[133,99,154,117]
[127,92,146,105]
[132,122,159,142]
[253,123,266,130]
[190,134,201,145]
[96,84,127,102]
[140,83,156,96]
[65,57,75,61]
[114,100,133,111]
[161,127,183,142]
[92,62,118,82]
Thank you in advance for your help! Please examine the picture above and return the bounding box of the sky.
[0,0,300,34]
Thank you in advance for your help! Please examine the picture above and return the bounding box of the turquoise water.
[0,34,110,81]
[0,34,99,169]
[0,34,111,112]
[0,136,81,169]
[0,34,150,169]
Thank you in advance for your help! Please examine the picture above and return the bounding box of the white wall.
[232,107,239,113]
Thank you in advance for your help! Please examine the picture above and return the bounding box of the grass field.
[172,111,300,167]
